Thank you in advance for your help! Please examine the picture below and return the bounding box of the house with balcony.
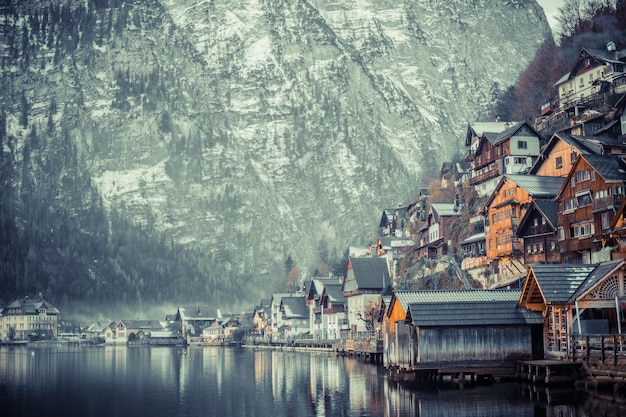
[483,174,564,283]
[279,295,309,338]
[466,121,542,196]
[555,153,626,264]
[518,260,626,359]
[553,43,626,113]
[0,295,60,342]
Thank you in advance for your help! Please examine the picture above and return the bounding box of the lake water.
[0,344,624,417]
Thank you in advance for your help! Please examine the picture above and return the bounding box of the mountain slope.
[0,0,551,311]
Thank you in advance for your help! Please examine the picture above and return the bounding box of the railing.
[593,195,624,212]
[567,334,626,365]
[469,167,500,186]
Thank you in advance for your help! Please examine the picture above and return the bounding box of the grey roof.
[527,261,624,303]
[468,121,518,137]
[503,174,564,197]
[493,122,539,146]
[349,257,390,290]
[3,296,60,315]
[407,300,544,327]
[582,154,626,183]
[430,202,463,219]
[178,306,221,320]
[324,283,346,303]
[393,289,521,311]
[461,232,485,245]
[517,198,559,235]
[281,296,308,318]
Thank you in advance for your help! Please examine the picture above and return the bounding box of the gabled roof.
[504,174,564,197]
[3,296,60,315]
[281,296,308,318]
[465,121,519,146]
[347,257,390,291]
[119,320,164,330]
[178,306,221,320]
[429,202,463,221]
[555,47,626,87]
[582,153,626,182]
[522,260,624,304]
[407,300,544,327]
[390,289,521,315]
[323,283,346,304]
[484,174,564,210]
[461,232,485,245]
[529,133,595,174]
[516,198,559,237]
[492,121,541,146]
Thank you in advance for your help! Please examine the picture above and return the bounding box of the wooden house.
[343,256,390,332]
[466,121,541,196]
[483,174,564,280]
[529,132,594,177]
[419,201,463,259]
[606,197,626,259]
[383,290,523,369]
[379,205,409,237]
[515,198,561,265]
[553,45,626,112]
[518,260,626,359]
[555,153,626,264]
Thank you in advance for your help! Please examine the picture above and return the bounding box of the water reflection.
[1,345,625,417]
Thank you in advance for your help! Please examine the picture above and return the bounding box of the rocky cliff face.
[0,0,551,309]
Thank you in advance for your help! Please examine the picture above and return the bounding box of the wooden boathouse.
[384,290,544,382]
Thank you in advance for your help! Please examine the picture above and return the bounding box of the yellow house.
[1,295,60,342]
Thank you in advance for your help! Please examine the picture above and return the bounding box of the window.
[556,156,563,169]
[518,141,527,149]
[576,192,592,207]
[533,218,539,227]
[570,221,594,238]
[601,212,610,230]
[514,157,527,164]
[564,199,577,212]
[558,227,565,241]
[571,152,577,164]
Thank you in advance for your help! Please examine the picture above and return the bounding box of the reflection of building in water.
[309,355,344,416]
[385,383,536,416]
[0,348,30,385]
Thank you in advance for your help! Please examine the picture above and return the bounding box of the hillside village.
[3,42,626,379]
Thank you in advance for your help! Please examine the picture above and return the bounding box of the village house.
[483,174,564,283]
[307,277,340,338]
[279,295,309,338]
[465,121,540,197]
[379,205,410,238]
[553,43,626,113]
[383,289,524,369]
[343,256,390,333]
[103,319,168,344]
[515,198,561,266]
[375,235,415,281]
[414,201,463,260]
[251,299,271,336]
[0,294,60,341]
[269,293,292,339]
[384,289,542,371]
[518,260,626,359]
[318,282,348,340]
[555,153,626,264]
[175,306,222,343]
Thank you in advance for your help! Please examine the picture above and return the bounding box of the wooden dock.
[336,333,383,363]
[516,360,581,384]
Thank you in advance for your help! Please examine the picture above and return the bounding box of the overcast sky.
[537,0,564,33]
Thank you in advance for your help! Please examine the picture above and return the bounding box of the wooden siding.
[533,139,579,177]
[485,179,531,259]
[417,326,534,363]
[523,235,560,265]
[557,158,622,261]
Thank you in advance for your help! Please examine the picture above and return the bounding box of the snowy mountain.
[0,0,551,310]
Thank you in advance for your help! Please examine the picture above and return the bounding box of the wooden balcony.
[593,194,624,212]
[469,166,500,186]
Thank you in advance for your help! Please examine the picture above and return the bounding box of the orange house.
[483,174,564,279]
